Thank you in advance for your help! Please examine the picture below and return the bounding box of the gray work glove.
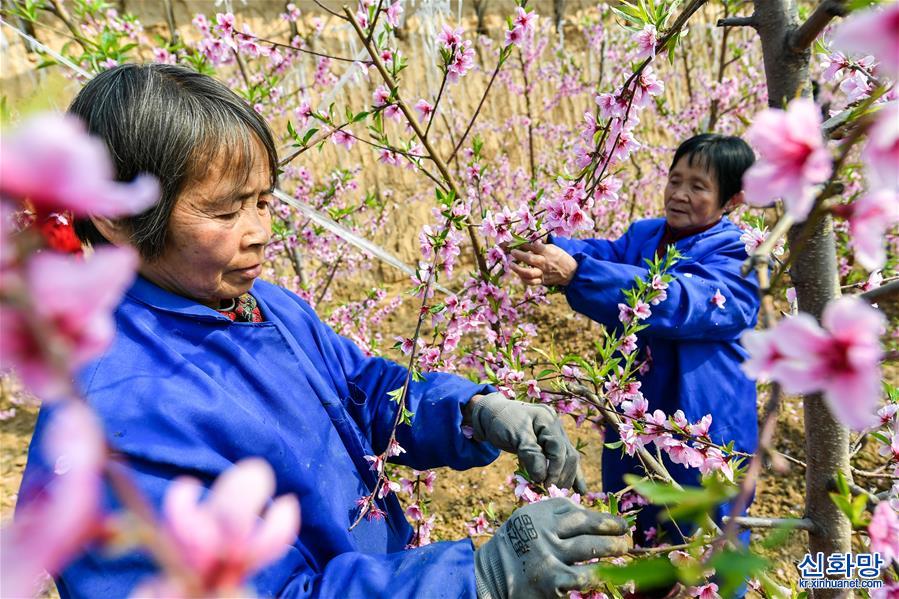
[474,498,632,599]
[470,393,587,493]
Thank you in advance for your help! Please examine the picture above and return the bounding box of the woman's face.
[140,141,273,308]
[663,157,725,231]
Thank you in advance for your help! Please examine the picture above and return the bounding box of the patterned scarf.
[217,293,264,323]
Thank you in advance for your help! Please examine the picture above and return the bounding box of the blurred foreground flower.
[1,402,105,598]
[741,296,885,430]
[0,114,159,217]
[742,98,832,221]
[831,1,899,79]
[133,458,300,597]
[0,246,139,399]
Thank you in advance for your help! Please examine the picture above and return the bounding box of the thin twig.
[343,6,489,278]
[788,0,848,53]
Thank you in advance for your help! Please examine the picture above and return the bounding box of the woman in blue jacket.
[16,64,631,599]
[509,135,761,545]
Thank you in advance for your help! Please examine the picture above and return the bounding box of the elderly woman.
[510,135,761,546]
[18,64,631,599]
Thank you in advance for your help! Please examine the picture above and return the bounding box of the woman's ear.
[723,190,745,213]
[90,216,131,247]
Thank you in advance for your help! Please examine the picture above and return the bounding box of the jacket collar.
[643,216,732,262]
[124,275,255,322]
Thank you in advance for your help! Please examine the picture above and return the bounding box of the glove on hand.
[474,498,631,599]
[470,393,586,493]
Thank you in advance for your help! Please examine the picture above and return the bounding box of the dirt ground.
[5,288,895,597]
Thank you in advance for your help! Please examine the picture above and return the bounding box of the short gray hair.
[70,63,279,260]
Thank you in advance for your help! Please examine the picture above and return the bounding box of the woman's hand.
[509,241,578,287]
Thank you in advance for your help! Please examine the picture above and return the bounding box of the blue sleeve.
[550,227,633,263]
[280,539,477,599]
[302,302,499,471]
[563,237,759,341]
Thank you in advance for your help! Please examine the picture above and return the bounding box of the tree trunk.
[473,0,489,36]
[553,0,566,33]
[752,1,850,596]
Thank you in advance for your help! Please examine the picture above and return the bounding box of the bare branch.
[860,279,899,304]
[343,5,490,278]
[789,0,848,54]
[717,15,758,28]
[724,516,818,532]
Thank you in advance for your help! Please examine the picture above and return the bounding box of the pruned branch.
[788,0,848,53]
[724,515,818,532]
[860,279,899,304]
[717,15,758,28]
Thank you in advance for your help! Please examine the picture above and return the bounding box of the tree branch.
[717,15,758,28]
[788,0,848,54]
[343,5,489,278]
[860,279,899,304]
[724,516,818,532]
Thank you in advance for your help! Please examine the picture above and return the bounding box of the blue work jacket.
[18,276,499,598]
[553,217,760,538]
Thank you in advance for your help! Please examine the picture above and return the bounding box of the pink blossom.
[740,226,785,256]
[634,24,658,59]
[632,301,652,320]
[621,395,648,419]
[383,104,402,121]
[514,7,537,32]
[446,41,475,81]
[839,71,872,103]
[414,99,434,122]
[192,13,210,34]
[385,1,404,28]
[378,479,401,499]
[1,402,105,598]
[619,334,638,355]
[0,114,159,217]
[372,85,391,107]
[634,68,664,108]
[743,98,832,220]
[820,51,851,81]
[0,246,139,399]
[868,502,899,563]
[741,296,884,430]
[467,513,493,536]
[831,1,899,79]
[282,3,300,22]
[214,12,235,37]
[692,582,721,599]
[711,289,726,309]
[386,439,406,457]
[437,24,464,50]
[364,454,385,473]
[331,129,355,150]
[594,176,622,203]
[505,25,525,48]
[140,458,300,596]
[513,474,541,503]
[846,189,899,271]
[405,504,423,521]
[861,103,899,191]
[596,92,627,119]
[417,469,437,492]
[618,303,635,324]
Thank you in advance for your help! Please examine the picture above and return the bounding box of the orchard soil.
[2,284,895,597]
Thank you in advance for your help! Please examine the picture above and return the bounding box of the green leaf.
[301,128,319,146]
[624,475,737,523]
[594,557,678,590]
[708,548,769,598]
[846,0,880,10]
